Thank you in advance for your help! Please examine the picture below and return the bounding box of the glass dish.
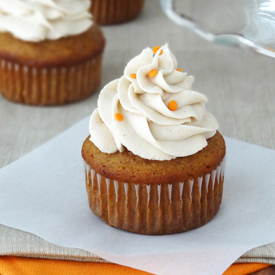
[160,0,275,58]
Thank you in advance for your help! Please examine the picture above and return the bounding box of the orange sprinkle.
[153,46,163,55]
[266,47,275,52]
[115,113,123,121]
[176,69,182,72]
[130,73,136,79]
[149,69,158,77]
[168,100,178,111]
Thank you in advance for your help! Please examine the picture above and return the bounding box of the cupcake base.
[90,0,146,25]
[84,158,225,235]
[0,25,105,105]
[0,54,102,105]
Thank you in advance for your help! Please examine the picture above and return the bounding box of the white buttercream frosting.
[0,0,92,42]
[89,45,219,160]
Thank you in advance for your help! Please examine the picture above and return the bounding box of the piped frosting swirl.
[0,0,92,42]
[89,45,219,160]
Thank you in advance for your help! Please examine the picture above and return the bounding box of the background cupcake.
[82,45,226,235]
[0,0,105,105]
[90,0,145,25]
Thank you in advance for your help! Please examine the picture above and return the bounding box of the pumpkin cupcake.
[82,45,226,235]
[90,0,145,25]
[0,0,105,105]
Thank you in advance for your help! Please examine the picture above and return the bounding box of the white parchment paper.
[0,116,275,275]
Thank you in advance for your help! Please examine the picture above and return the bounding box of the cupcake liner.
[84,157,226,235]
[90,0,145,25]
[0,54,103,105]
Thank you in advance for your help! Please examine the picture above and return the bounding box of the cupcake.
[0,0,105,105]
[82,45,226,235]
[90,0,145,25]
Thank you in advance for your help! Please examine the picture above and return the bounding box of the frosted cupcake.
[82,45,226,235]
[90,0,145,25]
[0,0,105,105]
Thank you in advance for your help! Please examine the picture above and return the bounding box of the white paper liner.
[85,159,226,204]
[84,157,226,235]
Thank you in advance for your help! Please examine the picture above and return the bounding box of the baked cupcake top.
[89,45,219,161]
[0,0,92,42]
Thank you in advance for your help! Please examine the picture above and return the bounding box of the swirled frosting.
[89,45,219,160]
[0,0,92,42]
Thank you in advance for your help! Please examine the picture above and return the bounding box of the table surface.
[1,0,275,270]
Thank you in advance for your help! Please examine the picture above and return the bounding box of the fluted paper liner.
[84,158,225,235]
[0,54,102,105]
[90,0,145,25]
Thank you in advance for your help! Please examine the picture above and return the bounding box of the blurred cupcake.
[90,0,145,25]
[82,45,226,235]
[0,0,105,105]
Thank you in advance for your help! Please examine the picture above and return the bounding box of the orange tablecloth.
[0,257,271,275]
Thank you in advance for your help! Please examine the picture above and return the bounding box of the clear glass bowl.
[160,0,275,58]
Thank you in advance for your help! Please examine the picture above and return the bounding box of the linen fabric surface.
[1,0,275,272]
